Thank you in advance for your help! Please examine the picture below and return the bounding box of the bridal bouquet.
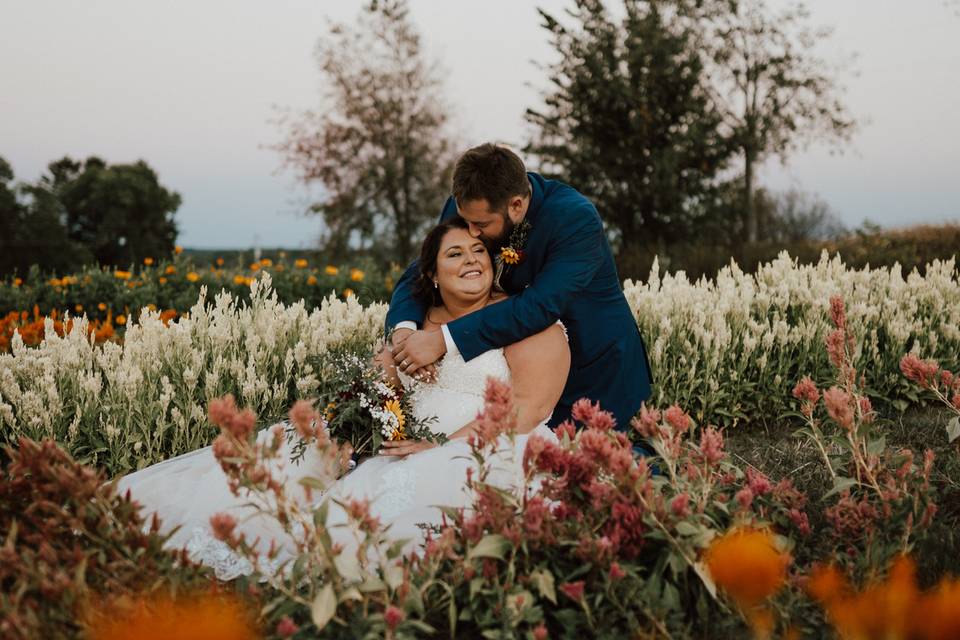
[308,343,444,459]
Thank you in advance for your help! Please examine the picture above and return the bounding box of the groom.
[389,143,653,433]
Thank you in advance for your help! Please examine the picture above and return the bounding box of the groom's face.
[457,199,514,247]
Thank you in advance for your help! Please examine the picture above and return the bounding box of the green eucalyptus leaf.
[310,583,337,631]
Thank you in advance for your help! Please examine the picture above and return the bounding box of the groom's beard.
[489,215,515,251]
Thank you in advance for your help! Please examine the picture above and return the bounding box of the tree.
[273,0,457,265]
[526,0,734,253]
[25,156,181,267]
[699,0,856,243]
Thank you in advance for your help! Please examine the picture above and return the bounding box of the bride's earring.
[433,280,438,288]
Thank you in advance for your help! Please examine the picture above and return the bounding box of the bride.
[117,217,571,580]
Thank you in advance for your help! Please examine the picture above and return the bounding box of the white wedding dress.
[117,347,557,580]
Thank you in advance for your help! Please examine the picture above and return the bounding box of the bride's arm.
[445,322,570,439]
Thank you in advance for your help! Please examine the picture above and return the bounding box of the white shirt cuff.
[393,320,418,332]
[440,324,459,357]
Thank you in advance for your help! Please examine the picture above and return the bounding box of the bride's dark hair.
[412,217,474,309]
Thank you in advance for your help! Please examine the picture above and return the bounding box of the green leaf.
[333,552,363,582]
[358,575,387,593]
[866,435,886,456]
[530,569,557,604]
[675,521,699,537]
[946,417,960,444]
[467,534,510,561]
[310,584,337,631]
[338,586,363,603]
[824,476,859,500]
[384,563,404,590]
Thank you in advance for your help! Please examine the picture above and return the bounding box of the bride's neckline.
[424,291,508,328]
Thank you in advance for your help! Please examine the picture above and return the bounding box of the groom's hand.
[393,329,446,377]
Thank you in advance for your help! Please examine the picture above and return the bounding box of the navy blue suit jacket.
[385,172,653,429]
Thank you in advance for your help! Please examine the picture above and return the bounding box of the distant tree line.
[0,156,179,276]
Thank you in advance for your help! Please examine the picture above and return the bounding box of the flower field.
[2,252,960,638]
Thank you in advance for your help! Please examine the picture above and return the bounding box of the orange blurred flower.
[186,271,200,283]
[114,270,132,280]
[174,245,184,254]
[260,258,272,267]
[233,274,246,285]
[116,314,126,326]
[350,268,365,282]
[294,258,308,268]
[159,277,168,285]
[343,288,354,298]
[85,591,258,640]
[146,303,157,312]
[250,263,261,271]
[325,265,338,275]
[704,528,789,608]
[12,277,22,287]
[98,302,107,311]
[216,257,224,266]
[75,304,84,313]
[144,257,154,266]
[165,265,176,275]
[307,275,318,286]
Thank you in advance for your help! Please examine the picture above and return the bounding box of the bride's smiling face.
[434,228,494,301]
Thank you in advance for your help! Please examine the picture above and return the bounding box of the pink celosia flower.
[475,377,516,444]
[588,409,617,432]
[609,562,626,581]
[383,605,405,630]
[664,405,692,434]
[631,404,661,439]
[699,427,724,465]
[788,508,811,536]
[829,295,846,329]
[208,394,238,430]
[826,329,848,369]
[571,398,599,424]
[735,487,754,510]
[289,399,318,439]
[554,420,577,441]
[532,624,549,640]
[792,376,821,417]
[899,353,941,388]
[823,386,855,430]
[560,580,585,601]
[275,616,298,638]
[211,434,237,462]
[670,493,691,517]
[210,512,237,541]
[746,467,773,496]
[952,392,960,411]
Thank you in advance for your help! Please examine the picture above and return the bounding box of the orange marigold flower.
[704,528,789,607]
[143,257,154,265]
[114,270,132,280]
[350,268,365,281]
[165,265,176,274]
[343,288,354,298]
[249,263,261,271]
[325,265,339,275]
[260,258,272,267]
[216,257,224,266]
[115,314,127,326]
[186,271,200,282]
[75,304,83,313]
[294,258,308,268]
[307,275,318,285]
[158,277,168,285]
[233,274,246,285]
[146,303,157,312]
[98,302,107,311]
[174,245,184,254]
[12,278,23,287]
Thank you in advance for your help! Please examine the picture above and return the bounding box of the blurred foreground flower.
[85,591,260,640]
[704,528,789,608]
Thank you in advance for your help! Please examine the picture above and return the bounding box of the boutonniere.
[499,219,532,266]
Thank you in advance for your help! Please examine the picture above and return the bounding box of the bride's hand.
[379,439,437,457]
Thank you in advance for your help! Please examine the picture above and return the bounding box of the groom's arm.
[448,206,605,361]
[384,196,460,333]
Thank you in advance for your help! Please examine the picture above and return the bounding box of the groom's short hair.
[452,144,531,213]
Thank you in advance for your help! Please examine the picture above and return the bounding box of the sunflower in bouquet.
[309,343,444,460]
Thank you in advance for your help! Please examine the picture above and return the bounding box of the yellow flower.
[116,314,127,326]
[174,245,183,254]
[249,263,261,271]
[384,398,406,440]
[114,270,132,280]
[165,265,176,275]
[158,277,168,285]
[98,302,107,311]
[143,257,154,266]
[350,268,365,282]
[233,274,246,285]
[294,258,308,268]
[260,258,272,267]
[48,278,62,287]
[307,275,318,285]
[343,288,354,298]
[186,271,200,282]
[13,278,22,287]
[501,246,521,265]
[146,303,157,311]
[216,257,224,266]
[325,265,339,276]
[325,401,337,422]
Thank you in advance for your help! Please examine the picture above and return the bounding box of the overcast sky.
[2,0,959,249]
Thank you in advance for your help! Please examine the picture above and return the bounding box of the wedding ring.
[401,358,410,368]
